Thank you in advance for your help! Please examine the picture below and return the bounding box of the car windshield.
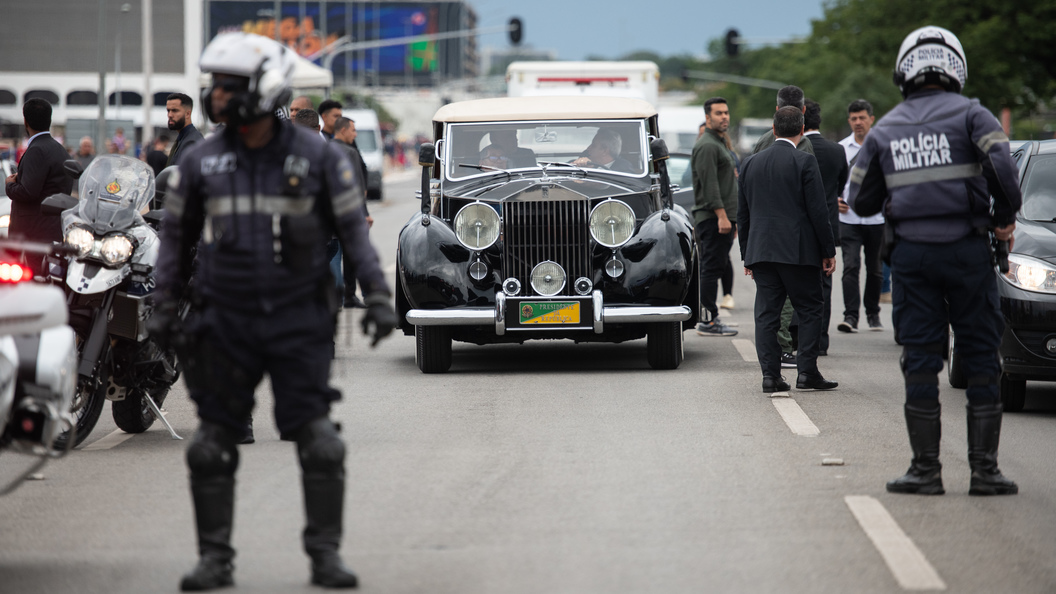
[1020,154,1056,222]
[445,121,648,180]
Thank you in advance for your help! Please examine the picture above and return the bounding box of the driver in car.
[573,128,635,173]
[479,145,509,169]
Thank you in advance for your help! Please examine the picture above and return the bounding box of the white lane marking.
[81,428,136,451]
[845,495,947,591]
[732,338,758,361]
[772,398,820,436]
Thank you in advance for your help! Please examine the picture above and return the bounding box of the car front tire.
[415,325,452,373]
[647,322,684,370]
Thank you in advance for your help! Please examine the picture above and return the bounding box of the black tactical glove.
[147,300,182,351]
[360,292,397,347]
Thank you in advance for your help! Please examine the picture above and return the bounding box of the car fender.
[398,213,475,309]
[606,208,696,305]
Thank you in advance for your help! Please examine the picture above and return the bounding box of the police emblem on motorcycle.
[521,304,533,319]
[106,181,121,194]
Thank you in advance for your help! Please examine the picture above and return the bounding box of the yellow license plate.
[519,301,580,325]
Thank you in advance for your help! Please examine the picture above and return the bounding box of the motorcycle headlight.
[1004,254,1056,294]
[64,227,95,259]
[100,234,135,267]
[454,202,500,250]
[589,200,635,248]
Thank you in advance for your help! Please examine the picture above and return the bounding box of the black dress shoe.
[762,376,791,393]
[796,374,838,390]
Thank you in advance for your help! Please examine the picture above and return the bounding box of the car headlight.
[589,200,635,248]
[530,261,566,296]
[64,227,95,259]
[99,234,135,266]
[1004,253,1056,294]
[453,202,500,250]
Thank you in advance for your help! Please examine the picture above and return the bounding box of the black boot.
[180,476,236,591]
[298,419,358,589]
[966,401,1018,496]
[887,401,945,495]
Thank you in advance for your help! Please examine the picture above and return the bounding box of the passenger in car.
[574,128,635,173]
[482,129,536,168]
[479,145,510,169]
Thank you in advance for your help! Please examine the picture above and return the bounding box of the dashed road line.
[81,428,136,451]
[845,495,947,590]
[772,398,820,436]
[732,338,758,361]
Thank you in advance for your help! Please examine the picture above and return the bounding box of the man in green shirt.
[691,97,739,336]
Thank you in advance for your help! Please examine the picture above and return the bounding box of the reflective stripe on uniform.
[331,188,364,218]
[166,191,186,218]
[976,130,1010,154]
[204,195,316,217]
[884,163,984,189]
[849,164,867,185]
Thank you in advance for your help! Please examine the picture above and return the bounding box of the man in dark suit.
[803,99,849,356]
[4,98,73,256]
[738,107,838,393]
[165,92,204,167]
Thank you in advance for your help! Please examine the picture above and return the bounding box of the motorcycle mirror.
[40,193,78,216]
[63,159,84,180]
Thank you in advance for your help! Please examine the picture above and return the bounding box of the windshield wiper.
[457,163,511,180]
[537,161,588,176]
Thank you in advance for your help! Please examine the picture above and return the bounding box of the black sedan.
[950,139,1056,410]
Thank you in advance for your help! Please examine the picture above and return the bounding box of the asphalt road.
[1,172,1054,594]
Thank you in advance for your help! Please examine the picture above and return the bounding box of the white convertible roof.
[433,96,657,123]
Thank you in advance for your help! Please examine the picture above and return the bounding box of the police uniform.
[847,26,1021,497]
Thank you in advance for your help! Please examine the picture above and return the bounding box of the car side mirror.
[650,138,669,162]
[41,193,78,216]
[650,139,673,210]
[418,143,435,217]
[63,159,84,180]
[418,142,435,167]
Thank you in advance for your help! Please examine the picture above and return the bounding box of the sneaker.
[780,352,797,368]
[879,291,892,304]
[867,314,884,331]
[695,319,738,337]
[837,316,858,333]
[720,294,736,310]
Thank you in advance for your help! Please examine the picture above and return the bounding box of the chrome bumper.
[405,291,692,336]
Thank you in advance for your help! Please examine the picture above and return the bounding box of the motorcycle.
[42,155,182,449]
[0,240,77,494]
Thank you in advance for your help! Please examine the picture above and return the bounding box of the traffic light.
[725,29,740,57]
[509,17,523,46]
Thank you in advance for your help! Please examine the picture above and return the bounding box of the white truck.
[506,61,660,108]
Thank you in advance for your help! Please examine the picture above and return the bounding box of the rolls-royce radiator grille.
[503,200,591,296]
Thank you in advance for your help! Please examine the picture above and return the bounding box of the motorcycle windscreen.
[64,155,156,234]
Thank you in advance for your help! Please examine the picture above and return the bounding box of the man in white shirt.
[836,99,885,333]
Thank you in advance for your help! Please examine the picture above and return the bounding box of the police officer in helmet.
[150,32,396,589]
[848,26,1021,497]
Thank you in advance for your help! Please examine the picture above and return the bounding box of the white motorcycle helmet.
[199,32,296,126]
[893,25,967,97]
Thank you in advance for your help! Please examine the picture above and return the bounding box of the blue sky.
[471,0,828,60]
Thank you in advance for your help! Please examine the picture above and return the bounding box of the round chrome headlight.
[100,234,135,267]
[530,261,565,296]
[64,227,95,259]
[589,200,635,248]
[453,202,500,250]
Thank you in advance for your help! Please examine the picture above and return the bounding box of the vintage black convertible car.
[396,96,699,372]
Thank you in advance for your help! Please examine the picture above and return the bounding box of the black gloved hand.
[146,300,181,351]
[360,292,397,347]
